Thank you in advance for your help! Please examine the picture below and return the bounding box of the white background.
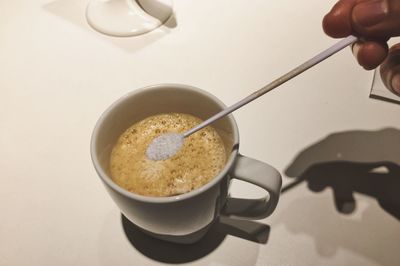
[1,1,399,265]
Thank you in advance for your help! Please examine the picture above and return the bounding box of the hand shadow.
[121,214,270,264]
[283,128,400,220]
[273,196,400,264]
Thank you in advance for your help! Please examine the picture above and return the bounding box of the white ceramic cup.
[91,84,282,244]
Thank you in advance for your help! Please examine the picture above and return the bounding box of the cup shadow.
[42,0,177,53]
[283,127,400,220]
[121,214,270,263]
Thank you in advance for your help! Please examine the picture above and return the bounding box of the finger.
[380,43,400,95]
[323,0,358,38]
[352,0,400,38]
[352,40,389,70]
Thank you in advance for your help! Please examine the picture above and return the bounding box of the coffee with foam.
[110,113,226,197]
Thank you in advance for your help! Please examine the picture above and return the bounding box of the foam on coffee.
[110,113,226,197]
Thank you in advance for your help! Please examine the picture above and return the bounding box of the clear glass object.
[370,68,400,104]
[86,0,173,37]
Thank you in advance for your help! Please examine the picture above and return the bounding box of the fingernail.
[391,74,400,96]
[353,0,388,27]
[352,42,361,60]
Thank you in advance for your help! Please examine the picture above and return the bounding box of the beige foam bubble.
[110,113,227,197]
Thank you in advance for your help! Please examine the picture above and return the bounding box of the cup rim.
[90,83,239,203]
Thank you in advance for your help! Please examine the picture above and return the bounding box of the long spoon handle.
[183,35,358,138]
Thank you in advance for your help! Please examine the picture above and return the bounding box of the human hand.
[323,0,400,95]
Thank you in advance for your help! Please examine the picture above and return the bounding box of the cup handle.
[222,154,282,219]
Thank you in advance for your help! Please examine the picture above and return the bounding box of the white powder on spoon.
[146,133,184,161]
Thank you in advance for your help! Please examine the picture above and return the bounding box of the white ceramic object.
[86,0,173,37]
[90,84,282,244]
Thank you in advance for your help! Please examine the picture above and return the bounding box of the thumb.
[352,0,400,38]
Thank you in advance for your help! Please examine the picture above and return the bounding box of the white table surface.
[1,1,400,265]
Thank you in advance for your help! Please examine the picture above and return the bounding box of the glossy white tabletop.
[1,1,399,265]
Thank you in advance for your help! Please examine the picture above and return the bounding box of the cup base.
[86,0,173,37]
